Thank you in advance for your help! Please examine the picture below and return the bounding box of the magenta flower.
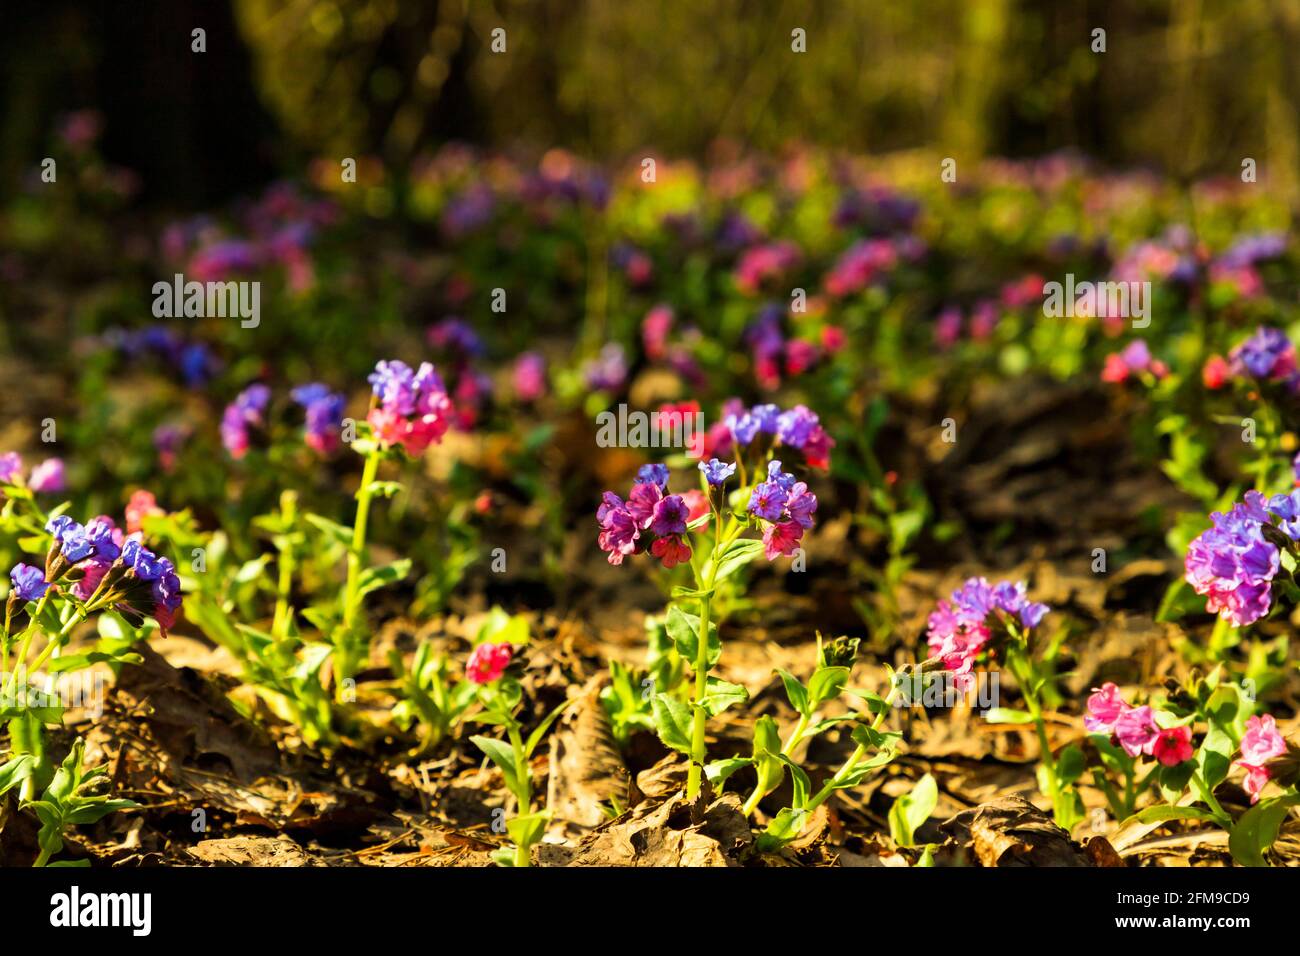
[1084,682,1127,734]
[513,352,546,402]
[1114,705,1160,758]
[28,459,65,493]
[761,520,804,561]
[1234,714,1290,804]
[0,452,21,484]
[1151,726,1194,767]
[649,495,689,536]
[925,577,1049,683]
[467,642,514,685]
[625,482,664,529]
[366,360,453,456]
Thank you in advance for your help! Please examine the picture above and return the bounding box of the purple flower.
[726,411,761,446]
[221,384,272,459]
[1230,326,1294,380]
[28,459,65,493]
[636,464,671,490]
[785,482,818,529]
[45,515,92,563]
[1185,494,1282,626]
[766,460,797,491]
[0,452,21,483]
[625,482,663,529]
[650,495,689,536]
[748,481,789,522]
[583,344,628,392]
[9,563,48,602]
[121,537,163,581]
[776,405,819,448]
[751,404,781,433]
[292,383,346,454]
[84,516,122,561]
[597,498,640,565]
[698,458,736,486]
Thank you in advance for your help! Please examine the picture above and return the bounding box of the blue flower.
[636,463,671,490]
[698,458,736,486]
[9,563,48,602]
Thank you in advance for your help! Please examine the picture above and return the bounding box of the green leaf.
[1229,793,1300,867]
[365,480,404,499]
[888,774,938,847]
[305,513,353,547]
[0,755,36,796]
[983,707,1035,725]
[699,677,747,717]
[355,559,412,599]
[524,697,577,758]
[470,735,521,798]
[506,810,549,850]
[775,669,810,717]
[665,606,720,670]
[807,666,849,709]
[756,808,809,851]
[1055,745,1086,786]
[651,693,694,754]
[1123,805,1215,827]
[705,538,764,583]
[704,757,753,787]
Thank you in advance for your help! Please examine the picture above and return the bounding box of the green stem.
[4,591,52,698]
[1190,770,1232,827]
[32,846,52,868]
[805,683,901,814]
[338,449,380,699]
[685,508,726,800]
[507,722,532,867]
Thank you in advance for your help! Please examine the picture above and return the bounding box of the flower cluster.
[0,453,66,493]
[1183,490,1286,627]
[1203,326,1300,393]
[1101,340,1169,384]
[291,383,346,454]
[746,460,818,560]
[925,578,1050,684]
[1233,714,1296,803]
[1084,683,1193,767]
[596,469,703,569]
[713,400,835,470]
[220,384,271,459]
[366,360,453,455]
[24,511,183,635]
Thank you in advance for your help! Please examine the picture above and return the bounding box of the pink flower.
[1239,713,1287,766]
[125,490,164,535]
[680,489,710,525]
[28,459,65,493]
[1084,682,1128,733]
[1114,705,1160,757]
[1151,725,1194,767]
[1202,354,1230,390]
[650,534,692,569]
[467,642,514,685]
[761,520,804,561]
[1234,714,1289,802]
[642,305,674,360]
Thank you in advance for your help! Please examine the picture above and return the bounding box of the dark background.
[2,0,1298,205]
